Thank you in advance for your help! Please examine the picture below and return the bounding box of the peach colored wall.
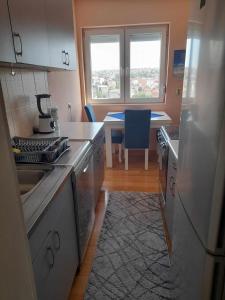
[74,0,190,124]
[48,69,82,122]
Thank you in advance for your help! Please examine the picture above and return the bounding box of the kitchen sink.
[16,165,53,196]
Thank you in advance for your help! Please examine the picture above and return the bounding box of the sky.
[90,40,161,71]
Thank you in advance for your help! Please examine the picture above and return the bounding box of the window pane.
[130,33,161,99]
[90,35,120,99]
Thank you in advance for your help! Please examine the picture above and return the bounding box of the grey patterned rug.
[84,191,173,300]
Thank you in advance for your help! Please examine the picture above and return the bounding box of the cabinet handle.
[52,231,61,251]
[13,32,23,56]
[65,52,70,66]
[83,165,89,173]
[62,50,66,65]
[172,162,177,170]
[46,247,54,270]
[169,176,176,197]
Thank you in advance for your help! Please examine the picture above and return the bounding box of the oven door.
[159,141,169,205]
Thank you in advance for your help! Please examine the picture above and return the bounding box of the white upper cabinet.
[0,0,16,63]
[0,0,76,69]
[46,0,76,70]
[8,0,49,67]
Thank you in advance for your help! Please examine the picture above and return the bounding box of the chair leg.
[118,144,122,163]
[125,149,128,170]
[112,144,116,154]
[145,149,149,170]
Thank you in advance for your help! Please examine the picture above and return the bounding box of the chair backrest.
[124,109,151,149]
[84,104,96,122]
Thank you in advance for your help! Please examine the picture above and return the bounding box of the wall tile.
[12,106,33,137]
[5,70,28,110]
[34,71,49,95]
[0,67,48,137]
[21,70,36,106]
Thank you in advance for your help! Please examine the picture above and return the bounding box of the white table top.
[104,111,172,127]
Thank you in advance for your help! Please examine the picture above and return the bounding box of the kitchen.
[0,0,225,300]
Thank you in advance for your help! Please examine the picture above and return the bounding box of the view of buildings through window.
[90,39,161,100]
[130,40,161,99]
[90,38,121,99]
[85,26,167,103]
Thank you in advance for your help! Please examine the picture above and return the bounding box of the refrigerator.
[171,0,225,299]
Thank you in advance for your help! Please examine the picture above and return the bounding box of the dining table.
[103,111,172,168]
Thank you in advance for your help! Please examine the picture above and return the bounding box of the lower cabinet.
[29,177,79,300]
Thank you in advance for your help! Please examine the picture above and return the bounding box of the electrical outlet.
[176,88,182,96]
[68,103,72,110]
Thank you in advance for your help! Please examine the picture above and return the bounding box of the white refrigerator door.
[178,0,225,253]
[171,193,225,300]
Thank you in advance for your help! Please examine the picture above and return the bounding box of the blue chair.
[124,109,151,170]
[84,104,123,162]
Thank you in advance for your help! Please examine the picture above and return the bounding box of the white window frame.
[84,25,168,104]
[125,26,167,103]
[84,28,124,104]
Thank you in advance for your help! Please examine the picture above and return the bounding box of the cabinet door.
[0,0,15,63]
[46,0,76,70]
[31,179,79,300]
[8,0,49,66]
[47,183,79,300]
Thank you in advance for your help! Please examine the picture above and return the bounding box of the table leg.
[105,126,112,168]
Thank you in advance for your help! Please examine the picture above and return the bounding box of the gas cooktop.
[161,125,180,140]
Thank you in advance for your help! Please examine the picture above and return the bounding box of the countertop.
[33,122,104,141]
[168,139,179,160]
[54,140,91,167]
[22,140,91,233]
[23,122,102,232]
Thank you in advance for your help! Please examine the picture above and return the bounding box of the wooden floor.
[69,150,161,300]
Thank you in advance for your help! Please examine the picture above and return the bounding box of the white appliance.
[171,0,225,299]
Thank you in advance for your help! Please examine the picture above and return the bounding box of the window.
[84,26,168,103]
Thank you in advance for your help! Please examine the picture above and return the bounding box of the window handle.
[125,67,130,77]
